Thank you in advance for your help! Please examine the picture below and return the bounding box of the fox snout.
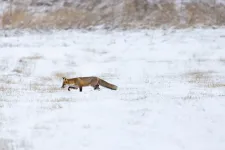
[61,84,65,88]
[61,77,67,88]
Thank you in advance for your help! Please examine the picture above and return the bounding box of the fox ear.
[62,77,66,80]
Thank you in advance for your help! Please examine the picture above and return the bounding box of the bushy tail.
[99,79,118,90]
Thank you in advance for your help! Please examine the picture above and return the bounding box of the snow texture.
[0,28,225,150]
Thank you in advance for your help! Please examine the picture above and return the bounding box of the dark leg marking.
[94,84,100,90]
[68,86,78,91]
[79,87,82,92]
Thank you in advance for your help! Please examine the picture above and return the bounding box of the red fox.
[61,76,118,92]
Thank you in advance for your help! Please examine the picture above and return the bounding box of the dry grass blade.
[185,70,225,89]
[2,7,33,29]
[0,1,225,29]
[22,54,43,60]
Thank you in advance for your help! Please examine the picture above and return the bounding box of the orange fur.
[61,76,117,92]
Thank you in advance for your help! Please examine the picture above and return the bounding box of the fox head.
[61,77,68,88]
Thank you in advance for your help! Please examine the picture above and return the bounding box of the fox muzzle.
[61,84,65,88]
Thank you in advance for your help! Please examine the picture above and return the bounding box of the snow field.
[0,28,225,150]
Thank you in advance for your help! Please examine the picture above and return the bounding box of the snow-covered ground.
[0,28,225,150]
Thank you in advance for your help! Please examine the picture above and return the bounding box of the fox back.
[61,76,98,88]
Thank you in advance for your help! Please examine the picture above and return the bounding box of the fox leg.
[79,86,82,92]
[94,84,100,90]
[68,86,78,91]
[90,78,100,90]
[68,86,82,92]
[91,84,100,90]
